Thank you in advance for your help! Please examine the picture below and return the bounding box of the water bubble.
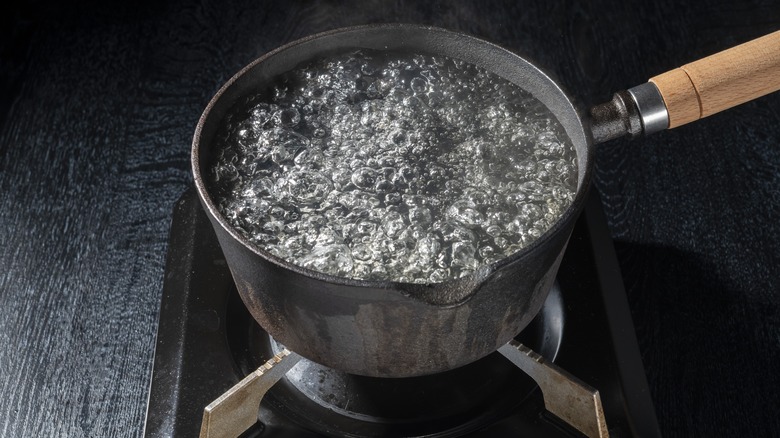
[250,103,276,128]
[207,49,577,284]
[293,150,314,168]
[410,77,427,93]
[429,268,449,283]
[408,206,432,225]
[478,245,496,259]
[355,220,377,236]
[446,199,485,228]
[451,241,478,269]
[351,167,378,190]
[276,108,301,127]
[374,179,393,194]
[315,227,342,245]
[416,234,441,262]
[518,203,543,222]
[284,171,333,205]
[440,222,476,244]
[351,263,372,278]
[382,211,406,238]
[485,225,503,237]
[301,244,354,276]
[384,192,402,204]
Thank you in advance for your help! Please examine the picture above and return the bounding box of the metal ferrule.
[589,82,669,144]
[627,82,669,135]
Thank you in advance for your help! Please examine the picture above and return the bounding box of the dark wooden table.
[1,1,778,436]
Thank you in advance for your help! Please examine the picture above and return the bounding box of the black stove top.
[143,187,660,437]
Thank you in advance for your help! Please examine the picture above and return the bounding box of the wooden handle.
[650,30,780,128]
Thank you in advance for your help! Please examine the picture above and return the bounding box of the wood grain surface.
[651,30,780,128]
[1,1,779,437]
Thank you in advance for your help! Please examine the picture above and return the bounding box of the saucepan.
[192,24,780,378]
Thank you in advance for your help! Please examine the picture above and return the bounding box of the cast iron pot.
[192,24,780,378]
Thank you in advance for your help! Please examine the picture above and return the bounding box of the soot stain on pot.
[354,303,416,374]
[204,48,578,287]
[429,306,473,367]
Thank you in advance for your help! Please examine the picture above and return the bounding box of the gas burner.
[144,188,661,438]
[212,281,565,437]
[262,284,562,434]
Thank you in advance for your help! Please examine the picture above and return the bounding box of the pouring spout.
[589,82,669,144]
[396,264,494,307]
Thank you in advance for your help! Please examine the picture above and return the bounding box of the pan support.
[198,342,608,438]
[199,348,303,438]
[498,339,609,438]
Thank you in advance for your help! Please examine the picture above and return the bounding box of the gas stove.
[143,187,660,437]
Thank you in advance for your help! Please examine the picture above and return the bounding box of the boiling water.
[207,50,577,283]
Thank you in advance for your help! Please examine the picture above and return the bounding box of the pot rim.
[191,23,593,296]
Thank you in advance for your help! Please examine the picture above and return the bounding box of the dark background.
[1,0,779,436]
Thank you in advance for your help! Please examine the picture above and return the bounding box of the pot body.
[192,24,592,377]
